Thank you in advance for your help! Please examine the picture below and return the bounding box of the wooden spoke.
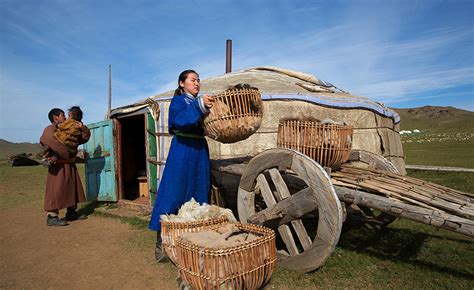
[269,168,312,250]
[236,188,255,224]
[238,148,343,272]
[256,173,299,256]
[248,187,315,226]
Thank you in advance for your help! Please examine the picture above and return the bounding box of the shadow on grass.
[78,201,103,216]
[426,232,474,245]
[78,201,150,230]
[338,223,474,279]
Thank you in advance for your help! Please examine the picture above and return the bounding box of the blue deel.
[148,94,210,231]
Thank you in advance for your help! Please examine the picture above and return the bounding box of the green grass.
[0,162,46,209]
[0,162,86,209]
[402,136,474,168]
[1,138,473,288]
[271,222,474,288]
[407,170,474,193]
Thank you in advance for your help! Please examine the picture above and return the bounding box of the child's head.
[68,106,83,121]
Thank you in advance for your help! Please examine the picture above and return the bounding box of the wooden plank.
[346,166,472,199]
[248,187,316,225]
[256,173,299,256]
[343,166,473,203]
[212,162,247,176]
[269,168,312,250]
[331,177,440,210]
[361,179,474,217]
[332,168,474,218]
[335,186,474,237]
[236,187,255,224]
[374,174,470,204]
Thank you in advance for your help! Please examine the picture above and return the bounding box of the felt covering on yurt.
[110,67,405,174]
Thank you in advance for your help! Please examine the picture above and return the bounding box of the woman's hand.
[202,94,215,108]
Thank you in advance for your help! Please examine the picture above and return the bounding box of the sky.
[1,0,473,143]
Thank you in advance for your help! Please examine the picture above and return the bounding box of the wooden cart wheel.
[342,150,399,229]
[237,148,343,272]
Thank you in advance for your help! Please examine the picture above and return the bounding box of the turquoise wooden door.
[84,119,117,201]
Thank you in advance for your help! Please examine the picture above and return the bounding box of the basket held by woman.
[203,84,263,143]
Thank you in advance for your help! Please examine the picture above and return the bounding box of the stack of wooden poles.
[331,166,474,237]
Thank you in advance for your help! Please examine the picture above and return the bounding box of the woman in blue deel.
[149,69,214,262]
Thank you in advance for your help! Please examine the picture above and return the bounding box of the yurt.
[84,66,404,209]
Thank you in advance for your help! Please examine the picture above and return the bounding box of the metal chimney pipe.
[226,39,232,73]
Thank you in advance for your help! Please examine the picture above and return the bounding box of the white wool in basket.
[160,198,237,222]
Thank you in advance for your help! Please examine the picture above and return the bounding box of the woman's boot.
[155,231,169,263]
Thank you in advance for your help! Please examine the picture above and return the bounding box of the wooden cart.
[211,148,474,273]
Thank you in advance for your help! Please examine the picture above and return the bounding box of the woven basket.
[161,216,229,265]
[203,88,263,143]
[175,223,277,290]
[277,119,353,168]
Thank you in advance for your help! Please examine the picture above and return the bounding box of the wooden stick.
[332,171,474,218]
[334,186,474,237]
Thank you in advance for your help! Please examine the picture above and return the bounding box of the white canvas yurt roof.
[111,67,405,174]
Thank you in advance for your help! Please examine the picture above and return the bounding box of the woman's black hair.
[173,69,198,96]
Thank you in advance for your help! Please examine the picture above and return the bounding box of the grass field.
[401,134,474,168]
[1,155,473,288]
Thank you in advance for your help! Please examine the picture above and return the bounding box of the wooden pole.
[334,186,474,237]
[107,64,112,119]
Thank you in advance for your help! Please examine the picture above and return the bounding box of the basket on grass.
[277,119,353,168]
[161,216,229,265]
[175,223,277,290]
[203,87,263,143]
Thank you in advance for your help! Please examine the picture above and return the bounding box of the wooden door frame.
[113,118,124,200]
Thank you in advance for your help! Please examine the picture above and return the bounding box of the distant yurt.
[84,66,404,208]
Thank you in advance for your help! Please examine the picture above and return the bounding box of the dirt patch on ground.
[0,207,178,289]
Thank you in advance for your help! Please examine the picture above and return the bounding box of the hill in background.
[392,106,474,133]
[0,139,42,160]
[391,106,473,168]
